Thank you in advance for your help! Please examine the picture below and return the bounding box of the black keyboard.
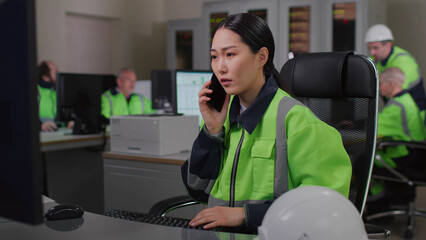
[103,209,232,232]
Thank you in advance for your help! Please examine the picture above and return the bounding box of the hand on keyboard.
[103,210,234,232]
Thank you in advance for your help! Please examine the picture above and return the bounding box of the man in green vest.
[377,68,426,167]
[367,67,426,215]
[101,68,156,119]
[38,61,58,131]
[365,24,426,113]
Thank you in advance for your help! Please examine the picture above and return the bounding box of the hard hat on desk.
[258,186,368,240]
[365,24,394,43]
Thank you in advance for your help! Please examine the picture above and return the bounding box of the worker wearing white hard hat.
[258,186,368,240]
[365,24,425,108]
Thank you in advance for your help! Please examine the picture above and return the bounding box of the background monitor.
[56,73,104,134]
[151,70,174,112]
[101,74,117,92]
[175,70,213,126]
[0,0,43,224]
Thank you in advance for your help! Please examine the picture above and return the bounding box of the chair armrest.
[365,223,391,239]
[148,195,200,217]
[374,154,410,182]
[377,140,426,150]
[375,140,426,183]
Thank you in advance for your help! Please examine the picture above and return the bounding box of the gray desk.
[103,151,204,219]
[41,129,109,214]
[40,128,108,152]
[0,199,257,240]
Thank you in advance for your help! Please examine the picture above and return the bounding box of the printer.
[110,115,199,155]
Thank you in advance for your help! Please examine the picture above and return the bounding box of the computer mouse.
[45,204,84,220]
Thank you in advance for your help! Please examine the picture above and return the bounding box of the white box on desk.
[110,115,199,155]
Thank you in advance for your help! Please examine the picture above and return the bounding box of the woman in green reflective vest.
[181,13,352,233]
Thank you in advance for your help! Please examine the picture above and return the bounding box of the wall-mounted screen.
[288,6,311,58]
[175,31,193,69]
[333,2,356,51]
[248,9,267,23]
[210,12,228,43]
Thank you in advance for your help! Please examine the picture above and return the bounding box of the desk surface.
[40,128,109,152]
[0,203,257,240]
[103,151,190,165]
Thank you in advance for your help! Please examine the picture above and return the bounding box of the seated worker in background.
[367,67,426,214]
[365,24,426,111]
[101,68,156,119]
[38,61,73,132]
[38,61,58,131]
[182,13,352,233]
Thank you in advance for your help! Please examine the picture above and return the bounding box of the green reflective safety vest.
[207,89,352,207]
[374,46,421,90]
[101,90,156,119]
[37,84,56,121]
[377,92,426,168]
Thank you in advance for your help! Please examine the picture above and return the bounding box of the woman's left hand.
[189,206,245,229]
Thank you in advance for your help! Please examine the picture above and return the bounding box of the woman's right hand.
[198,80,230,135]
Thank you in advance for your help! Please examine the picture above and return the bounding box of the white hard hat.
[365,24,394,43]
[258,186,368,240]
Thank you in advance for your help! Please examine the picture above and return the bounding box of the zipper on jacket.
[229,129,245,207]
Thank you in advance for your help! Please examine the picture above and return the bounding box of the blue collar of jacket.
[38,79,53,89]
[394,89,409,98]
[110,87,136,102]
[110,87,120,95]
[110,87,136,97]
[380,46,394,66]
[228,75,278,135]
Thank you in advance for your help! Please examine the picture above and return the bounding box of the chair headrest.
[280,52,377,98]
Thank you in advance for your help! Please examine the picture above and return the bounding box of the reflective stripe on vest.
[136,94,145,113]
[387,99,411,139]
[103,92,114,116]
[274,96,303,199]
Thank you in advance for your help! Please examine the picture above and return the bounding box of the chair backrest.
[280,51,379,215]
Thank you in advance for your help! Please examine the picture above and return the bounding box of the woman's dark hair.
[211,13,287,91]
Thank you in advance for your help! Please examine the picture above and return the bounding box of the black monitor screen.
[175,70,213,126]
[0,0,43,224]
[102,74,117,92]
[56,73,104,134]
[151,70,174,112]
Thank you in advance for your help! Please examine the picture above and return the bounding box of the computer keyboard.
[103,209,233,232]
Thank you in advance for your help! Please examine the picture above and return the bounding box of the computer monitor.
[0,0,43,224]
[101,74,117,92]
[151,70,174,112]
[175,70,213,126]
[56,73,104,134]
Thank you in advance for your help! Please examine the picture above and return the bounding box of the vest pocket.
[251,139,275,194]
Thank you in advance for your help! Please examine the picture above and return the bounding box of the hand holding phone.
[206,74,226,112]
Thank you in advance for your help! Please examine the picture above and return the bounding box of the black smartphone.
[206,74,226,112]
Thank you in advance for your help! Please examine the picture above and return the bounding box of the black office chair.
[365,140,426,239]
[279,51,391,239]
[150,51,388,237]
